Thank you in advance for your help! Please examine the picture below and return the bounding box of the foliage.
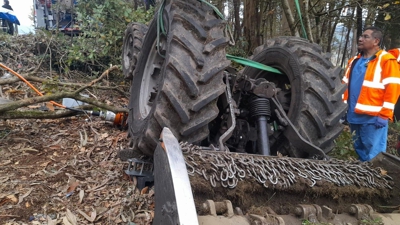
[375,1,400,48]
[65,0,155,73]
[226,36,249,58]
[387,122,400,157]
[301,219,330,225]
[360,217,383,225]
[329,126,358,160]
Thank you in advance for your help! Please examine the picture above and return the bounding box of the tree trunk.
[232,0,241,41]
[326,20,338,53]
[340,9,355,68]
[336,26,345,65]
[350,27,358,56]
[326,0,346,53]
[303,0,314,42]
[356,0,363,39]
[280,0,299,36]
[216,0,224,14]
[243,0,260,52]
[365,5,376,27]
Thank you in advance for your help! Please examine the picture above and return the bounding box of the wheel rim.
[139,40,164,119]
[123,34,134,74]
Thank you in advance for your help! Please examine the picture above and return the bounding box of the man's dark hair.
[364,26,383,46]
[4,0,9,5]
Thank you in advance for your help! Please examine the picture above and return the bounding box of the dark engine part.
[221,76,277,155]
[249,98,271,155]
[220,73,326,159]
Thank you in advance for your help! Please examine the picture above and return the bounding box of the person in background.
[387,48,400,122]
[342,26,400,161]
[2,0,12,10]
[1,0,14,35]
[388,48,400,63]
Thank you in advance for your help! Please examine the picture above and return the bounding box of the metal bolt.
[294,206,303,216]
[202,202,209,211]
[349,206,356,214]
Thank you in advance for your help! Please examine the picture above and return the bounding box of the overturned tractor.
[121,0,400,224]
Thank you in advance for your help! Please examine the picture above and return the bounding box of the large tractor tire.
[125,0,231,157]
[122,22,148,80]
[243,37,347,158]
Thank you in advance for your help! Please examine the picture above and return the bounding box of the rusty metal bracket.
[294,204,322,222]
[349,204,373,220]
[200,200,234,217]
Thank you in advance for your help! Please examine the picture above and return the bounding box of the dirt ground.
[0,114,155,225]
[1,32,157,224]
[1,97,400,225]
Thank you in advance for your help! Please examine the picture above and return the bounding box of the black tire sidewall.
[244,47,303,123]
[129,15,166,135]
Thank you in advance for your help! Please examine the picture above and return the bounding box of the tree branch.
[0,66,127,93]
[0,66,128,118]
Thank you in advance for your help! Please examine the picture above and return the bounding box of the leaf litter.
[0,34,154,223]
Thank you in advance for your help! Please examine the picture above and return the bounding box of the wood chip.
[18,188,33,204]
[380,168,388,176]
[77,209,96,222]
[79,129,88,148]
[47,216,57,225]
[78,190,84,204]
[66,209,78,225]
[141,186,149,195]
[20,147,40,153]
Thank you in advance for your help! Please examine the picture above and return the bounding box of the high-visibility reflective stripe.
[344,67,351,77]
[362,80,384,89]
[344,100,347,104]
[345,56,358,78]
[397,49,400,62]
[342,76,348,83]
[383,102,395,110]
[355,103,382,112]
[383,77,400,85]
[373,52,386,83]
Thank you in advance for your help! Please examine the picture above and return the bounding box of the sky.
[9,0,35,34]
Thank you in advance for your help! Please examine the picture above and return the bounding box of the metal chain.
[180,142,393,190]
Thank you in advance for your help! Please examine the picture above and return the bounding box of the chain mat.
[181,142,393,190]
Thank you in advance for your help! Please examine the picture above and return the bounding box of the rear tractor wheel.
[243,37,347,157]
[122,22,148,80]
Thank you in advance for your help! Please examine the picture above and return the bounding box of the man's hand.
[374,117,388,128]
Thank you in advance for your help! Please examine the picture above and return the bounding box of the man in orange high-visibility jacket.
[342,26,400,161]
[388,48,400,63]
[387,48,400,121]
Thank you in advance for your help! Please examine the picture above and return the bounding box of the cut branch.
[0,66,128,118]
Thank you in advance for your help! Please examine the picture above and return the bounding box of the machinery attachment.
[153,128,198,225]
[153,127,400,225]
[125,158,154,190]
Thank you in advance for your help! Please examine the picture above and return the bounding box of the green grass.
[360,217,383,225]
[301,219,330,225]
